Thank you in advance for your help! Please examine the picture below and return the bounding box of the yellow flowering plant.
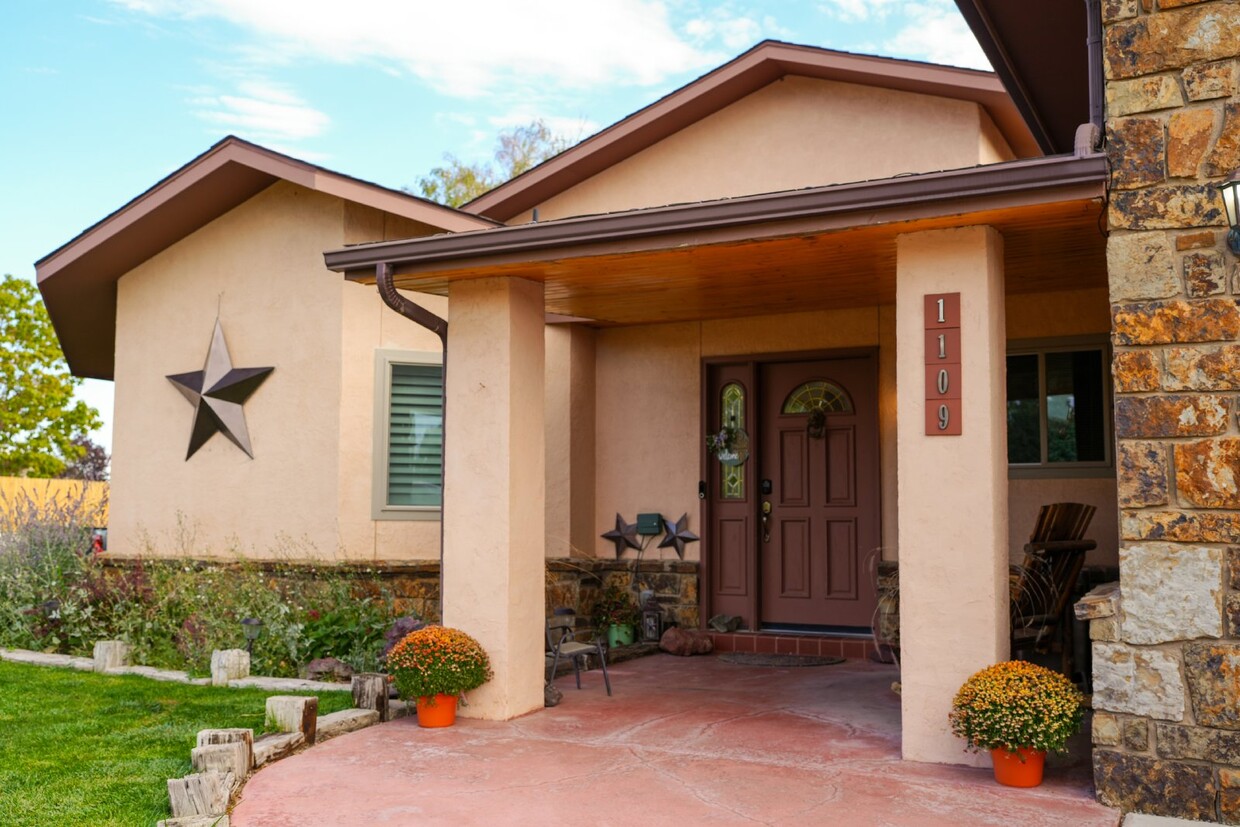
[949,660,1084,753]
[385,625,493,700]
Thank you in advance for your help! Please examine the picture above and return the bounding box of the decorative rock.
[1113,299,1240,344]
[1183,60,1236,102]
[265,696,318,745]
[209,649,250,687]
[93,640,131,673]
[544,682,563,707]
[1075,581,1121,620]
[1093,642,1186,721]
[1165,344,1240,390]
[1113,350,1161,393]
[1105,6,1240,80]
[0,649,94,671]
[1114,394,1229,438]
[1109,184,1227,231]
[1175,439,1240,508]
[167,772,235,819]
[113,665,204,684]
[1093,711,1122,746]
[252,732,304,767]
[1123,509,1240,542]
[1094,750,1216,820]
[191,741,250,777]
[196,729,253,773]
[1118,442,1169,508]
[316,708,380,743]
[1107,232,1180,301]
[1108,117,1166,189]
[658,627,714,656]
[1123,718,1149,752]
[351,673,389,721]
[388,699,410,720]
[1120,543,1222,644]
[228,676,351,692]
[1167,109,1215,178]
[303,657,354,683]
[1156,722,1240,762]
[157,816,230,827]
[1175,230,1216,250]
[1205,103,1240,177]
[1106,76,1185,117]
[1184,643,1240,730]
[1182,250,1226,297]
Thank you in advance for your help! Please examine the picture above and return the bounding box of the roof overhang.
[326,154,1108,326]
[463,40,1042,222]
[37,136,496,380]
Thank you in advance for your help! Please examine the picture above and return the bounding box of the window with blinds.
[386,363,443,507]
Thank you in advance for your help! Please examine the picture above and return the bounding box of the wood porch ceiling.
[371,198,1106,326]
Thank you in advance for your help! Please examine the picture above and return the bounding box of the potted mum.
[591,584,641,648]
[949,660,1084,787]
[386,625,493,728]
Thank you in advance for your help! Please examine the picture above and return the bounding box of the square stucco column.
[896,226,1008,765]
[443,276,546,720]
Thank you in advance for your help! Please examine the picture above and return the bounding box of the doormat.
[718,653,845,667]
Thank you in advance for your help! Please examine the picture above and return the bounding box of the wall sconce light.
[1220,171,1240,255]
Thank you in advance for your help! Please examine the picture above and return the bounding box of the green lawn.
[0,660,353,826]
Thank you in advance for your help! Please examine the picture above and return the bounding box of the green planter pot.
[607,624,635,648]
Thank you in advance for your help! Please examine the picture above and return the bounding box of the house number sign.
[924,292,962,435]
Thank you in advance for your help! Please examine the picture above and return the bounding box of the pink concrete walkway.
[232,654,1119,826]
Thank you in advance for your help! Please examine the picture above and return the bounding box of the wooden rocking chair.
[1009,502,1096,676]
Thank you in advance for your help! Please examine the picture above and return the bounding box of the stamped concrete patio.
[232,654,1118,826]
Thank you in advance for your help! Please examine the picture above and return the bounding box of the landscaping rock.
[303,656,353,683]
[388,699,410,720]
[167,771,235,819]
[265,696,318,745]
[191,741,250,777]
[545,682,563,707]
[252,732,304,767]
[92,640,131,673]
[316,708,380,742]
[157,816,230,827]
[351,673,389,721]
[0,649,93,671]
[659,627,713,656]
[210,649,250,687]
[229,676,350,693]
[196,728,253,772]
[114,665,203,684]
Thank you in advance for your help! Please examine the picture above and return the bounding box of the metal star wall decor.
[658,513,699,559]
[167,319,273,460]
[601,513,641,558]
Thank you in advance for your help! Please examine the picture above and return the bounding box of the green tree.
[0,274,101,477]
[415,119,574,207]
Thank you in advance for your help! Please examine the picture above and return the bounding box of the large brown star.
[658,513,699,559]
[601,514,641,558]
[167,320,273,460]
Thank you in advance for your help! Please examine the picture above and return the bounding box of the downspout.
[376,262,449,610]
[1080,0,1105,154]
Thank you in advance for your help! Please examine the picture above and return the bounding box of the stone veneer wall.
[1099,0,1240,820]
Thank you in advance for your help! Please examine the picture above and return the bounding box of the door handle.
[761,500,772,543]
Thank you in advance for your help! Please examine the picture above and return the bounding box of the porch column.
[896,226,1008,765]
[442,276,546,720]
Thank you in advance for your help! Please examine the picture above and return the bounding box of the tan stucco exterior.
[111,181,446,560]
[511,76,1014,224]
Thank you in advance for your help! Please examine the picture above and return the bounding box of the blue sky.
[1,0,989,453]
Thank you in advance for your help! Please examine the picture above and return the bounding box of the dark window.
[1006,347,1108,468]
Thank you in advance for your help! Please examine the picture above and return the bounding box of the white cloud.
[885,2,989,69]
[817,0,904,23]
[108,0,720,97]
[684,14,763,50]
[191,80,330,143]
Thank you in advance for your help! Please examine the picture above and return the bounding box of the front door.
[758,358,880,628]
[705,354,881,631]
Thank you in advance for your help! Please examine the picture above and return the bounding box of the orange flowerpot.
[416,693,459,728]
[990,746,1046,787]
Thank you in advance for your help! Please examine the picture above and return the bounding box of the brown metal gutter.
[324,153,1107,277]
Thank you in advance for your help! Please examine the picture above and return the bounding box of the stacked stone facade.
[1099,0,1240,819]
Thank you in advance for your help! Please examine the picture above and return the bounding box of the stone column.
[895,225,1008,765]
[443,276,546,720]
[1098,1,1240,820]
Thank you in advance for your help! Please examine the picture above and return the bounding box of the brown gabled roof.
[37,136,496,380]
[462,40,1041,222]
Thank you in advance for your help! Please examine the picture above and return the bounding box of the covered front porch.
[324,152,1111,765]
[231,654,1116,825]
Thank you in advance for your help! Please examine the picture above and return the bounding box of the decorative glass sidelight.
[720,382,746,499]
[782,380,853,415]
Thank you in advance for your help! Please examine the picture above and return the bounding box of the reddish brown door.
[758,357,880,629]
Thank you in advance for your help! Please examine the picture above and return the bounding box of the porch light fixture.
[241,617,264,654]
[1220,171,1240,255]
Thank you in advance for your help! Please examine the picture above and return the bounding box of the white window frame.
[1006,336,1114,480]
[373,348,443,521]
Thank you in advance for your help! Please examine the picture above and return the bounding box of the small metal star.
[658,513,699,559]
[601,513,641,558]
[167,319,273,460]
